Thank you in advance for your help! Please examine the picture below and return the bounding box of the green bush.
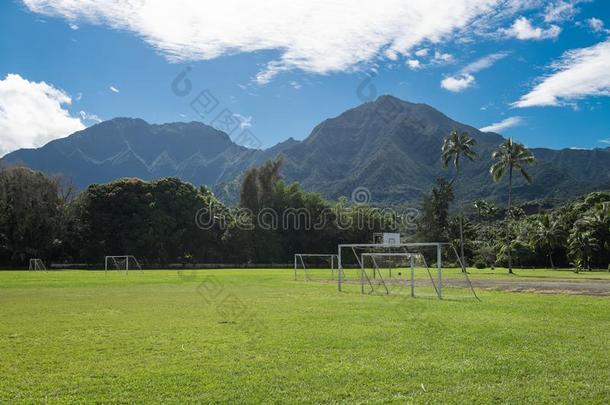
[473,259,486,269]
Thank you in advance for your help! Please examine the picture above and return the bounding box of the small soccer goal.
[28,258,47,272]
[294,254,341,282]
[105,255,142,274]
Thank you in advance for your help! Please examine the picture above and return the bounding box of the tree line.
[0,136,608,270]
[0,163,395,266]
[423,133,609,271]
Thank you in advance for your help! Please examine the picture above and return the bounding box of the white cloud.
[79,110,102,123]
[462,51,510,73]
[441,74,475,92]
[23,0,546,84]
[69,22,79,30]
[586,17,610,34]
[406,59,422,70]
[415,48,429,57]
[0,73,85,156]
[598,138,610,145]
[289,81,302,90]
[513,39,610,108]
[109,85,120,93]
[441,51,509,92]
[232,113,252,129]
[480,116,523,133]
[587,17,604,32]
[384,49,398,61]
[504,17,561,40]
[544,1,581,23]
[433,51,454,63]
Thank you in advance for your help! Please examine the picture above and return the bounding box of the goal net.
[294,254,340,282]
[28,258,47,272]
[105,255,142,274]
[360,253,440,298]
[337,243,479,300]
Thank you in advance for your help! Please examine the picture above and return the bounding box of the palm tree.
[441,130,477,271]
[580,202,609,268]
[490,138,535,274]
[473,199,497,220]
[531,214,566,268]
[568,229,598,272]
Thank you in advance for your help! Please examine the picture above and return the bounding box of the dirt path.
[469,278,610,296]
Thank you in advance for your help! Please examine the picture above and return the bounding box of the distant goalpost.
[29,258,47,272]
[294,254,340,281]
[105,255,142,274]
[337,241,479,300]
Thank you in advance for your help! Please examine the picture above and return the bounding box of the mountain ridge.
[2,96,609,205]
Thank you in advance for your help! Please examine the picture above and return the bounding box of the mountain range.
[2,95,610,206]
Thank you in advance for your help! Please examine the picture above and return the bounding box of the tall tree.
[441,130,477,271]
[581,202,610,267]
[0,167,66,264]
[418,178,454,242]
[490,138,535,274]
[240,168,261,213]
[239,158,283,212]
[531,214,566,268]
[568,229,598,272]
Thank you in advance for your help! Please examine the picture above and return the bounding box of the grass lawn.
[1,269,609,403]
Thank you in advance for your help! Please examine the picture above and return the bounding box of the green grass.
[1,269,609,403]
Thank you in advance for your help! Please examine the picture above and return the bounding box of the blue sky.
[1,0,609,156]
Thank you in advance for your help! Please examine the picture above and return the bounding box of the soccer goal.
[294,254,341,282]
[360,252,440,298]
[105,255,142,274]
[337,242,479,300]
[28,258,47,272]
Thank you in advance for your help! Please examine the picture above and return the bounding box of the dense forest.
[0,157,608,270]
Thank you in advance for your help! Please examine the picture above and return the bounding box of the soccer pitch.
[1,269,609,403]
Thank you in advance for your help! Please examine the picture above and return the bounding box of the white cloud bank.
[23,0,546,84]
[0,74,85,156]
[513,39,610,108]
[441,52,509,92]
[504,17,561,40]
[480,116,523,133]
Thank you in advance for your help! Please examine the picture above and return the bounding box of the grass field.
[1,268,609,403]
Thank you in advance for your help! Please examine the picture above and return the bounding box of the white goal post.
[105,255,142,274]
[294,253,340,281]
[29,258,47,272]
[337,242,479,300]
